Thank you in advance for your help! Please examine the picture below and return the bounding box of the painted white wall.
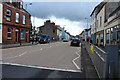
[96,6,105,32]
[0,3,3,44]
[91,12,96,35]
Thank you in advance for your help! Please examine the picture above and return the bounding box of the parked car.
[39,35,50,43]
[30,36,35,42]
[63,39,69,42]
[34,36,39,42]
[70,39,80,46]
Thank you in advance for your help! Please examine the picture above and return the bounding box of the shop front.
[96,30,104,47]
[105,25,120,45]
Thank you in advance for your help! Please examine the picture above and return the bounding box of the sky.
[23,1,103,36]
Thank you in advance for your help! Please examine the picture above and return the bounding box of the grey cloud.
[25,2,99,22]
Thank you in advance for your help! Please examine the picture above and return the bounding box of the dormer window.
[20,2,23,8]
[10,0,12,3]
[6,9,11,21]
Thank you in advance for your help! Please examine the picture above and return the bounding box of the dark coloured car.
[39,35,50,43]
[70,39,80,46]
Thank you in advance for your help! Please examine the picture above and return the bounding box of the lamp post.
[25,3,35,34]
[25,3,33,43]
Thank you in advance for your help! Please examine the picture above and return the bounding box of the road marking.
[72,48,81,70]
[40,48,43,50]
[18,52,27,57]
[3,52,27,60]
[1,63,81,73]
[95,46,106,54]
[94,50,105,62]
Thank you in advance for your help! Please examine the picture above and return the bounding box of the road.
[1,41,84,78]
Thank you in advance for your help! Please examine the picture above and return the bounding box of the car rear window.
[72,39,79,41]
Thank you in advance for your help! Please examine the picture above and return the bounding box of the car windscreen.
[40,35,47,39]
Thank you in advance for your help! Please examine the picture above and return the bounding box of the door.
[16,29,19,43]
[26,30,29,42]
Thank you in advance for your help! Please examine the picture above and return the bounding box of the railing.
[93,45,107,78]
[84,42,107,78]
[83,42,120,78]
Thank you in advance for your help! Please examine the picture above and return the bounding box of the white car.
[63,39,69,42]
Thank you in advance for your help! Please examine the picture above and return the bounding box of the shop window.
[23,15,26,24]
[106,29,110,44]
[16,13,20,23]
[117,31,120,42]
[21,30,25,40]
[7,27,12,39]
[6,9,11,21]
[100,34,103,45]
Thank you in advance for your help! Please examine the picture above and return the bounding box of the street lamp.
[25,3,35,36]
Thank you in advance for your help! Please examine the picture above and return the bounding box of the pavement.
[1,42,38,49]
[1,41,99,79]
[81,42,99,78]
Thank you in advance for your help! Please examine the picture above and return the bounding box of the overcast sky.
[24,1,102,36]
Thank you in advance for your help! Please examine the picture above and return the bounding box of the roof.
[109,5,120,17]
[38,25,44,28]
[90,0,107,17]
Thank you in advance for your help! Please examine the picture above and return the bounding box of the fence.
[83,42,120,79]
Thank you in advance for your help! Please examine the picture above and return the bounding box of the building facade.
[57,26,66,40]
[90,0,120,47]
[104,1,120,45]
[1,1,31,44]
[0,3,3,44]
[37,20,58,41]
[96,4,106,46]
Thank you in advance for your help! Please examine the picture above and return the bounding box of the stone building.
[37,20,58,41]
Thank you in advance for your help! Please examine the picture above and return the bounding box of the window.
[100,34,104,45]
[16,13,20,23]
[10,0,12,3]
[117,31,120,42]
[6,9,11,21]
[110,28,115,41]
[7,27,12,39]
[106,29,110,44]
[20,2,23,8]
[23,15,26,24]
[100,16,102,27]
[21,30,25,40]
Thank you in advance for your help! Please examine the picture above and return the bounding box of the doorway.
[16,29,19,43]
